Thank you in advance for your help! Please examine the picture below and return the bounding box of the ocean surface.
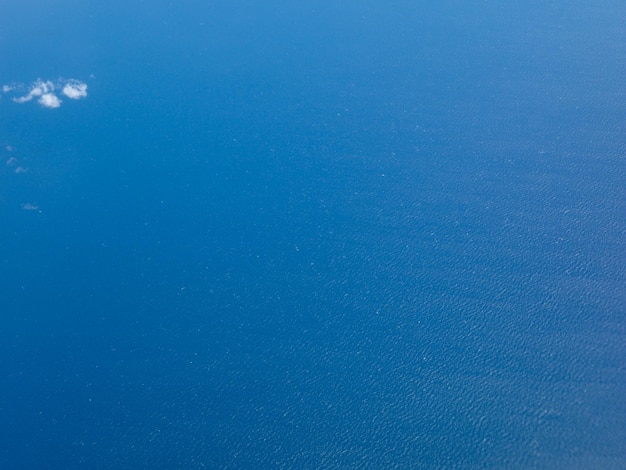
[1,1,624,468]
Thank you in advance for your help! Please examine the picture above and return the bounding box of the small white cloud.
[13,79,52,103]
[4,78,87,108]
[21,202,40,211]
[13,94,33,103]
[36,80,54,93]
[62,81,88,99]
[38,93,62,108]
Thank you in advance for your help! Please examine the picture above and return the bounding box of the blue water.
[1,1,624,468]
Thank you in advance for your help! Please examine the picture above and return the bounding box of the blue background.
[1,1,624,468]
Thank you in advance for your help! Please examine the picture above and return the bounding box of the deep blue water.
[1,1,625,468]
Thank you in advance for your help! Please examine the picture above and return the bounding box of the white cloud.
[62,81,88,99]
[13,79,55,103]
[13,94,34,104]
[21,202,40,211]
[39,93,62,108]
[3,78,87,108]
